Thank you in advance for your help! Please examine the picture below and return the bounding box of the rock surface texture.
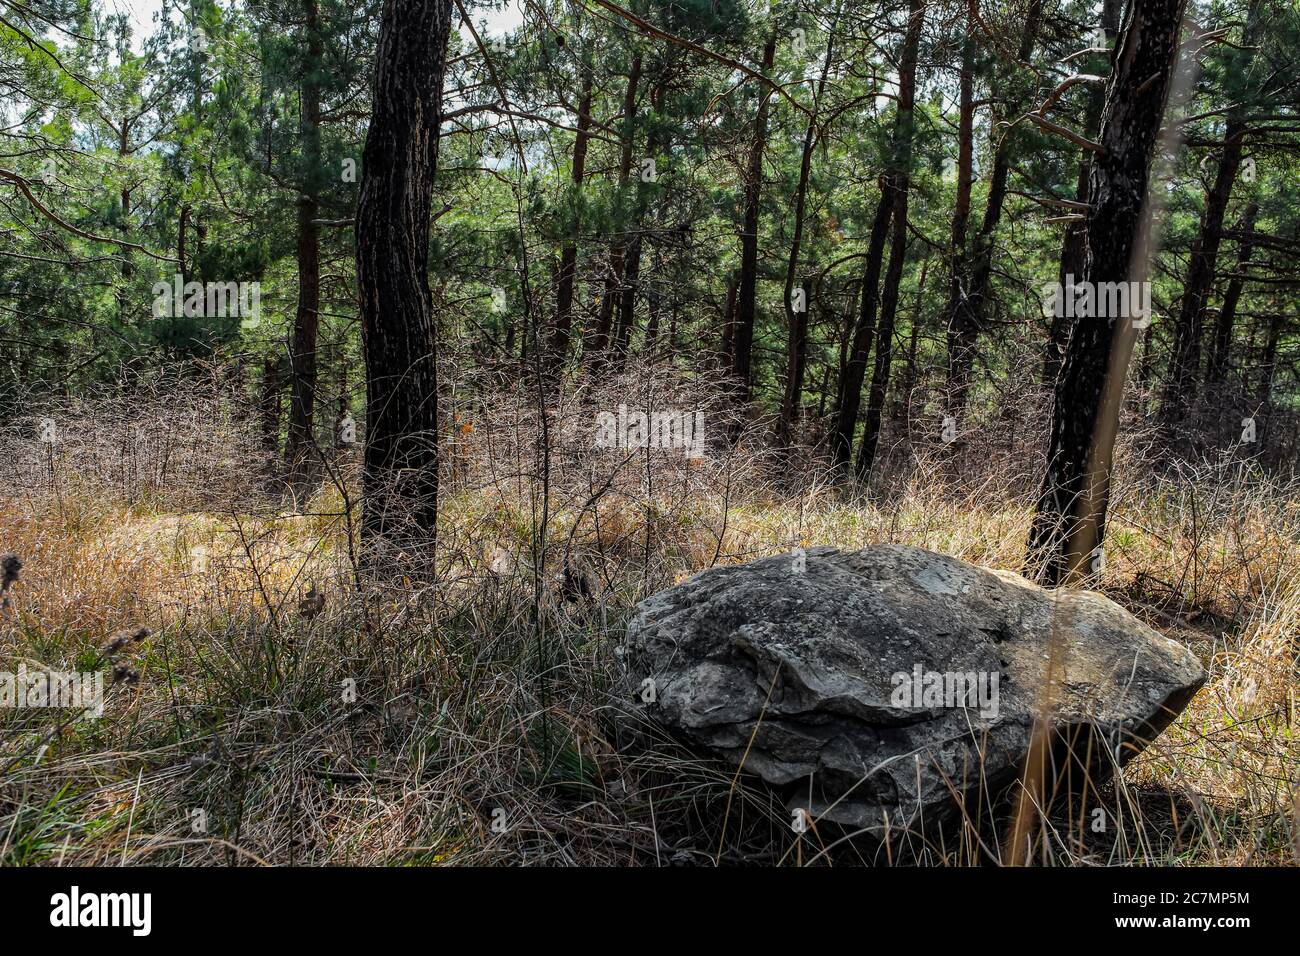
[623,545,1206,833]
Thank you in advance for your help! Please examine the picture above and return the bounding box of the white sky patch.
[465,0,526,46]
[107,0,164,47]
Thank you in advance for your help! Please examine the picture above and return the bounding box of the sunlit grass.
[0,407,1296,865]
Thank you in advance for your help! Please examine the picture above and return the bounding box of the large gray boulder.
[623,545,1205,834]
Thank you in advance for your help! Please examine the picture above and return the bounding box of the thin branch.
[0,168,175,261]
[1020,112,1106,156]
[586,0,811,117]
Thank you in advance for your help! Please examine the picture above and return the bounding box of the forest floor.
[0,399,1296,865]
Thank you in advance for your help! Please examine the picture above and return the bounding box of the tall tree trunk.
[947,0,1044,411]
[1044,0,1122,385]
[116,117,133,327]
[285,0,324,503]
[720,271,738,366]
[855,0,924,481]
[613,75,669,364]
[1162,0,1259,422]
[830,190,892,471]
[589,54,641,358]
[644,275,663,353]
[779,276,814,441]
[942,18,976,412]
[355,0,452,550]
[1206,200,1258,384]
[728,33,778,404]
[1254,305,1283,447]
[895,252,930,425]
[259,355,284,481]
[549,61,594,370]
[779,33,835,444]
[1027,0,1188,585]
[178,204,190,286]
[1160,120,1246,421]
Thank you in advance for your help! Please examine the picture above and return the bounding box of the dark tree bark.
[894,252,930,425]
[613,75,670,364]
[284,0,325,503]
[589,54,641,358]
[829,189,892,471]
[1160,119,1246,420]
[779,276,814,441]
[779,33,835,444]
[1162,0,1259,420]
[644,271,663,353]
[1206,200,1258,384]
[259,355,284,480]
[719,271,738,365]
[854,190,910,481]
[178,204,190,286]
[116,116,134,326]
[855,0,924,481]
[1044,0,1122,385]
[728,33,778,403]
[1027,0,1188,585]
[942,18,976,409]
[549,60,594,370]
[355,0,452,549]
[1254,307,1284,446]
[946,0,1044,411]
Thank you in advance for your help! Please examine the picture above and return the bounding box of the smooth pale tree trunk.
[355,0,452,551]
[1027,0,1189,586]
[285,0,324,504]
[729,33,778,404]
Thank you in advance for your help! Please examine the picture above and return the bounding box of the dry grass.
[0,371,1295,866]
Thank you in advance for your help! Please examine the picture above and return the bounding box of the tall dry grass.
[0,364,1295,865]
